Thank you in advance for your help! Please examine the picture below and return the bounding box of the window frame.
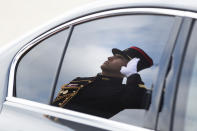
[172,20,197,131]
[12,27,72,104]
[155,17,194,131]
[6,8,197,130]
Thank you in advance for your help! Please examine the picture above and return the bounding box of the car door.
[0,7,187,131]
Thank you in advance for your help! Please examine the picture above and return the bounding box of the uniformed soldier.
[52,46,153,119]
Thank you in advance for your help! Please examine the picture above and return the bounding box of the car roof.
[44,0,197,30]
[71,0,197,16]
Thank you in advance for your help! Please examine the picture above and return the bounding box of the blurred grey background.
[0,0,94,48]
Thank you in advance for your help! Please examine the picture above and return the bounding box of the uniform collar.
[96,73,123,84]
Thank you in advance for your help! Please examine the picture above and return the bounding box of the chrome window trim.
[7,7,197,130]
[5,97,153,131]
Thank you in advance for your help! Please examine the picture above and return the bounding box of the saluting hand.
[120,58,140,77]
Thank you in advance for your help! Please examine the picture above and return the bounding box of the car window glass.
[172,21,197,131]
[16,29,69,104]
[174,54,197,131]
[54,15,175,126]
[183,56,197,131]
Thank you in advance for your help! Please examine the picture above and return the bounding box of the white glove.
[120,58,140,77]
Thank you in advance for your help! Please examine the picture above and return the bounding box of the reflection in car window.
[55,15,175,126]
[182,56,197,131]
[16,29,69,104]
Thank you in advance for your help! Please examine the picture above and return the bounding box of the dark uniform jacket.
[52,73,147,118]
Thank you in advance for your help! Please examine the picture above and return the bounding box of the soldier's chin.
[100,64,108,71]
[100,64,105,70]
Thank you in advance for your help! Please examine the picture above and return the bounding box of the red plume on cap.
[130,46,153,66]
[112,46,153,72]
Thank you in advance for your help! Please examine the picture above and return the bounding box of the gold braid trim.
[56,79,92,107]
[53,93,69,103]
[60,88,80,107]
[138,84,147,89]
[61,86,80,89]
[61,83,69,87]
[71,80,92,83]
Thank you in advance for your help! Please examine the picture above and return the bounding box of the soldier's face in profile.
[101,54,128,74]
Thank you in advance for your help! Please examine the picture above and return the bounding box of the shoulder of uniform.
[127,73,144,86]
[60,77,95,89]
[128,73,142,80]
[72,76,95,80]
[137,77,146,89]
[138,84,147,89]
[70,76,95,83]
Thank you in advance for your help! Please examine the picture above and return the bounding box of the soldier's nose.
[108,56,113,61]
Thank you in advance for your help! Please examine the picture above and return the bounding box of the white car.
[0,0,197,130]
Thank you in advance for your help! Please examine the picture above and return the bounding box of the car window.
[15,29,70,104]
[54,15,175,126]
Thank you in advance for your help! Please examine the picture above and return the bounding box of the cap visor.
[112,48,130,60]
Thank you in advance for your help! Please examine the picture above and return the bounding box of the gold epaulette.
[71,80,93,83]
[138,84,147,89]
[102,77,110,80]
